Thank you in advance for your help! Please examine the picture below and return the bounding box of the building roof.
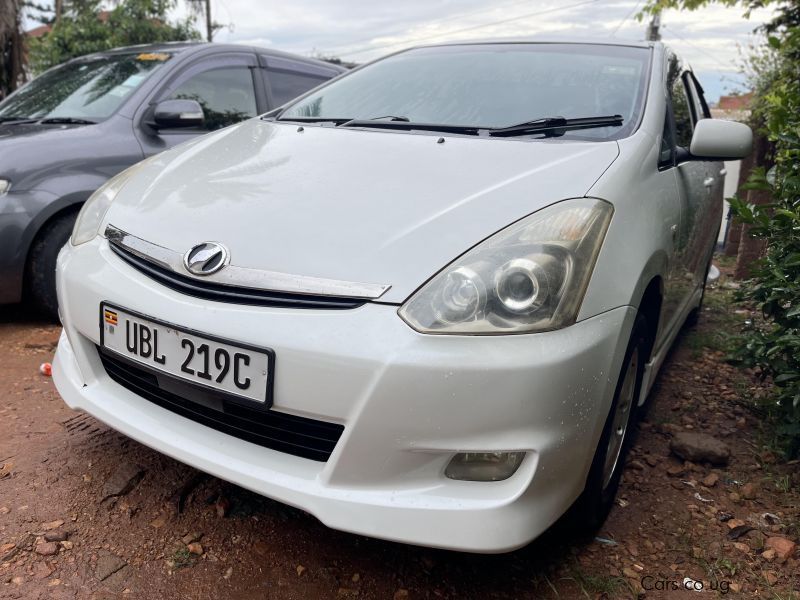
[718,93,753,111]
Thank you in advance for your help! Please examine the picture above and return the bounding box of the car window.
[685,74,710,122]
[279,43,651,140]
[659,113,674,167]
[668,68,694,148]
[266,69,329,106]
[0,51,172,121]
[167,67,257,131]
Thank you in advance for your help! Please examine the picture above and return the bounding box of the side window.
[685,74,710,122]
[669,76,694,149]
[168,67,257,131]
[659,113,674,167]
[266,69,328,106]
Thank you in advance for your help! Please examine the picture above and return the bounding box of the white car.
[53,40,751,553]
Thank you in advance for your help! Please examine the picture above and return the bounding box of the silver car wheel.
[602,347,639,490]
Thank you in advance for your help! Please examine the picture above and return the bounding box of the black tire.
[26,212,77,322]
[573,313,648,533]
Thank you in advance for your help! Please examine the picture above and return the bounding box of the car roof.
[413,37,660,51]
[74,41,347,72]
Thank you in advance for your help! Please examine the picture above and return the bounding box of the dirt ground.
[1,265,799,599]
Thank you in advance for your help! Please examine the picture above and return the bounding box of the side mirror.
[151,99,204,129]
[689,119,752,160]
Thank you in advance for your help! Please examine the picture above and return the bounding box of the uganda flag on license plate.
[104,309,118,326]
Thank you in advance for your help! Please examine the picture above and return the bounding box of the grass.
[772,593,800,600]
[772,474,792,494]
[683,286,744,359]
[562,562,626,599]
[170,547,194,570]
[714,254,737,270]
[685,329,734,358]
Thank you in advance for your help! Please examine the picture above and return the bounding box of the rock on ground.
[102,462,145,500]
[95,551,127,581]
[669,432,731,465]
[765,537,797,560]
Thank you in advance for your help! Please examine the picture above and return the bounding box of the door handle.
[703,177,715,188]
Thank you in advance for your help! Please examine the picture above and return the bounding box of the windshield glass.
[0,51,172,122]
[280,43,650,139]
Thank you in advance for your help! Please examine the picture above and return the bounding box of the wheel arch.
[22,192,89,293]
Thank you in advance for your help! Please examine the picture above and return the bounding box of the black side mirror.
[151,99,204,129]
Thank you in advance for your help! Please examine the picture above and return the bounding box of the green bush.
[729,24,800,457]
[730,183,800,457]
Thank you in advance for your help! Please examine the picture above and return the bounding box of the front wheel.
[26,212,77,322]
[573,313,648,533]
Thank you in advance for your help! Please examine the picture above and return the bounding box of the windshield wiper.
[338,119,480,135]
[0,117,38,124]
[273,116,353,125]
[340,115,410,126]
[38,117,97,125]
[489,115,623,138]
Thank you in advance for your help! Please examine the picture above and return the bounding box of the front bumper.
[53,238,635,552]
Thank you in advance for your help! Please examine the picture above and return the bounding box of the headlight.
[70,163,146,246]
[0,179,10,195]
[398,198,613,334]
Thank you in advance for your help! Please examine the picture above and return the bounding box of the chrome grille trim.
[104,224,391,300]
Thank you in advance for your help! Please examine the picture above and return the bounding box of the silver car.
[53,40,751,552]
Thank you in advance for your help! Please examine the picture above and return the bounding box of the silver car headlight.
[398,198,613,334]
[70,162,149,246]
[0,179,11,195]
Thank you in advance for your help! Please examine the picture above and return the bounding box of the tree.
[28,0,201,74]
[0,0,25,99]
[184,0,223,42]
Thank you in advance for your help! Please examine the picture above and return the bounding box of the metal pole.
[646,13,661,42]
[205,0,212,41]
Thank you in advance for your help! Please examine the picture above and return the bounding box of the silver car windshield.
[0,51,172,122]
[279,43,650,140]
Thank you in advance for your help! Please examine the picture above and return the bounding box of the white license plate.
[100,304,273,404]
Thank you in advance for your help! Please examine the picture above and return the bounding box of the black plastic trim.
[97,345,344,462]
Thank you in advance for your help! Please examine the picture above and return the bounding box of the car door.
[258,55,339,108]
[684,71,724,282]
[666,54,708,321]
[135,52,262,157]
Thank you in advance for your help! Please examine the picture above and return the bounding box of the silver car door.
[668,57,708,322]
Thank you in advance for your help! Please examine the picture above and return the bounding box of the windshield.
[280,43,650,139]
[0,51,172,122]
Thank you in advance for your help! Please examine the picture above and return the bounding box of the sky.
[28,1,775,104]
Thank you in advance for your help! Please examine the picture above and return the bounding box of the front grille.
[109,242,366,310]
[98,347,344,462]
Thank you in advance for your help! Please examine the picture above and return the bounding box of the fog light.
[445,452,525,482]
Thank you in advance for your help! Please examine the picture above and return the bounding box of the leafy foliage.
[730,12,800,457]
[644,0,800,456]
[0,0,25,98]
[28,0,200,74]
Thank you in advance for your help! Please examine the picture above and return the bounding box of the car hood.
[106,119,620,303]
[0,121,110,190]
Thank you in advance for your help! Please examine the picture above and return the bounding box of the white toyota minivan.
[53,40,752,553]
